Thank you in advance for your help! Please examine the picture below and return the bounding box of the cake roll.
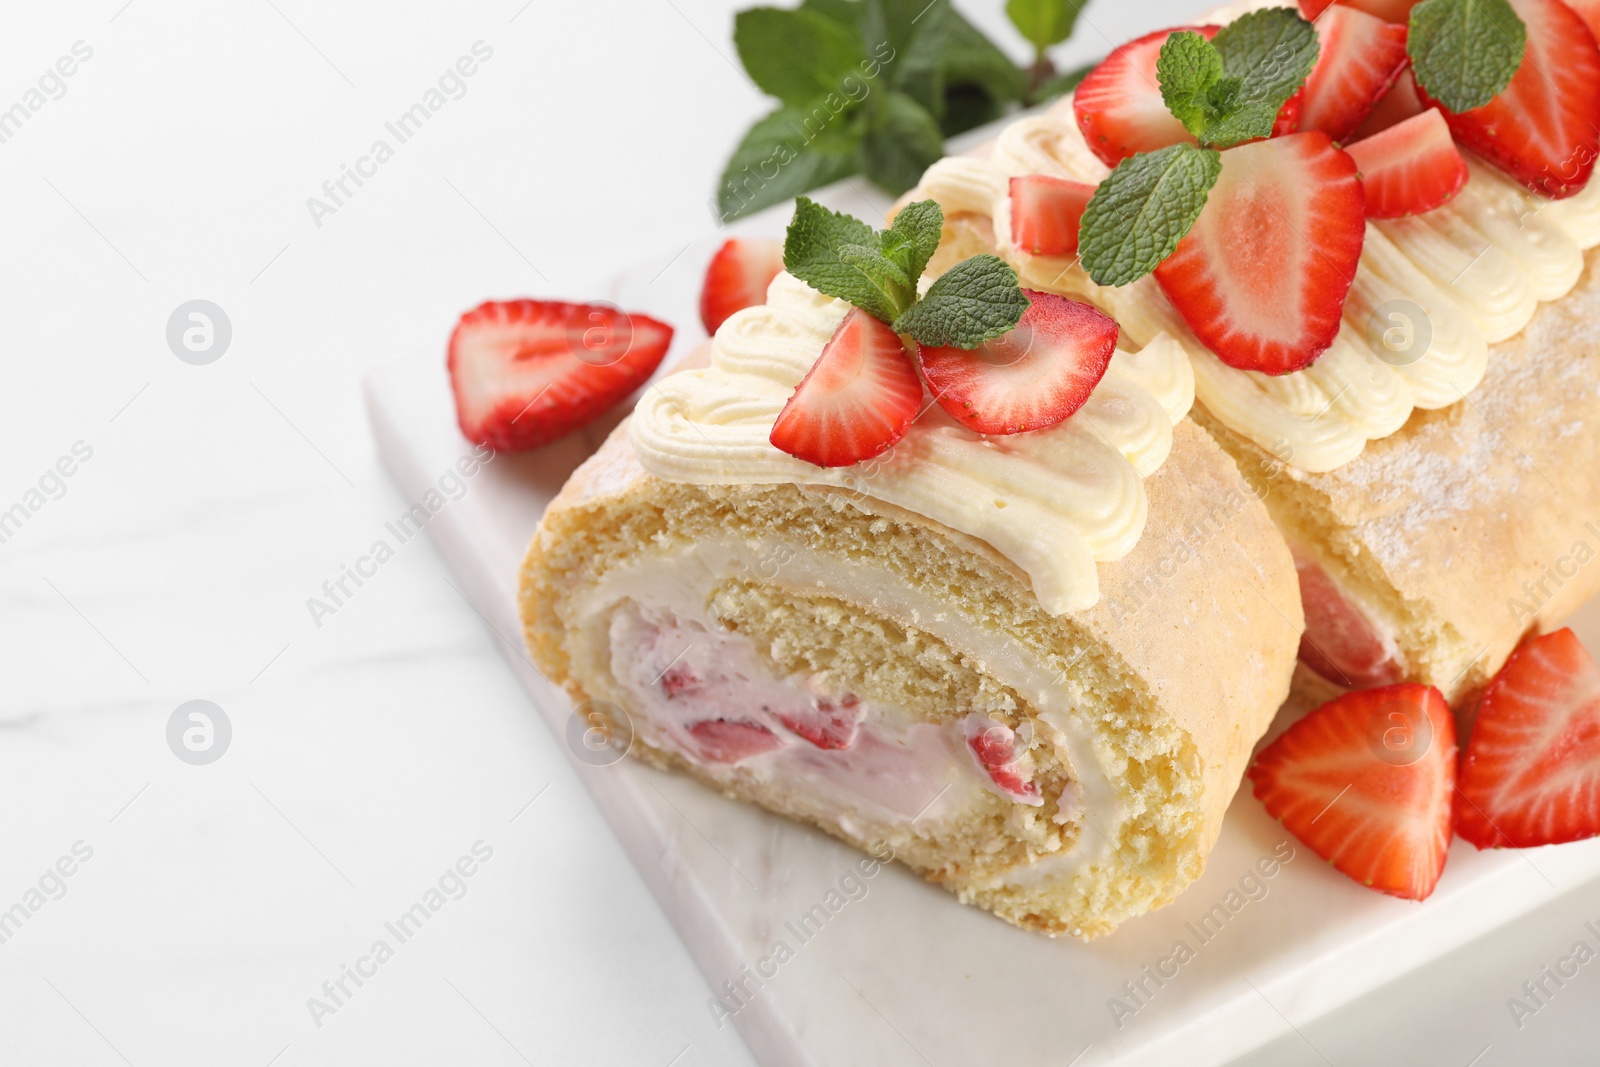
[520,273,1300,938]
[909,7,1600,706]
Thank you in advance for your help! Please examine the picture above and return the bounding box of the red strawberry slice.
[1249,684,1457,900]
[1009,175,1095,257]
[776,694,864,750]
[1349,68,1427,141]
[1568,0,1600,42]
[1302,0,1422,21]
[449,299,672,452]
[1154,132,1365,375]
[1345,109,1468,218]
[685,719,784,763]
[769,308,922,468]
[660,664,699,699]
[919,291,1117,435]
[1417,0,1600,199]
[1293,548,1403,687]
[699,237,784,335]
[1456,628,1600,849]
[965,718,1042,804]
[1273,88,1305,136]
[1297,5,1410,143]
[1074,25,1221,167]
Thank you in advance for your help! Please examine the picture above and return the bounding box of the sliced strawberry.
[685,719,784,763]
[1349,68,1427,141]
[1298,5,1409,143]
[1294,548,1404,687]
[699,237,784,335]
[1009,175,1095,257]
[1154,132,1365,375]
[769,308,921,468]
[776,694,864,750]
[919,292,1116,435]
[1304,0,1422,21]
[965,717,1042,804]
[1345,109,1468,218]
[1417,0,1600,199]
[1074,25,1220,167]
[448,299,672,452]
[1250,684,1456,900]
[1568,0,1600,42]
[660,664,699,699]
[1457,629,1600,849]
[1273,88,1305,136]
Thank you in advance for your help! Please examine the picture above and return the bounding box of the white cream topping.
[569,535,1126,883]
[629,272,1194,614]
[917,96,1600,474]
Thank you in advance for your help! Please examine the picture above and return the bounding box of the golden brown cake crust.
[1198,250,1600,702]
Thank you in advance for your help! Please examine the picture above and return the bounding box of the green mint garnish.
[891,255,1031,348]
[1078,143,1223,287]
[1156,9,1318,150]
[1407,0,1526,113]
[783,197,1028,348]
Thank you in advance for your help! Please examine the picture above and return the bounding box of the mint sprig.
[1079,6,1315,288]
[783,197,1028,347]
[1079,144,1222,286]
[717,0,1092,221]
[1408,0,1526,113]
[1157,10,1318,150]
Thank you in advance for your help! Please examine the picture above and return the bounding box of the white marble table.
[4,1,1599,1064]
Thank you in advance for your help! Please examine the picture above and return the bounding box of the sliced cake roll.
[521,273,1300,938]
[908,3,1600,704]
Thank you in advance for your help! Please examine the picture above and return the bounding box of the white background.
[2,0,1598,1063]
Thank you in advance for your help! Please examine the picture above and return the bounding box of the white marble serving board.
[363,188,1600,1067]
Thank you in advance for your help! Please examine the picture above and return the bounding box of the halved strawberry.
[1009,175,1095,257]
[965,717,1042,804]
[685,719,784,763]
[1417,0,1600,199]
[1249,684,1456,900]
[1345,109,1468,217]
[1297,5,1409,143]
[918,292,1117,435]
[769,308,921,468]
[1456,628,1600,849]
[449,299,673,452]
[1154,132,1365,374]
[1568,0,1600,42]
[1293,548,1404,687]
[1074,25,1220,167]
[776,694,864,750]
[1302,0,1422,21]
[699,237,784,335]
[1348,68,1426,141]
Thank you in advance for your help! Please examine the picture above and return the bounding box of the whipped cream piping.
[918,99,1600,474]
[629,272,1194,614]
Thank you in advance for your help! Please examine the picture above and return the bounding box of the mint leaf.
[1158,30,1227,139]
[1078,142,1222,287]
[798,0,862,26]
[883,198,944,282]
[735,7,866,108]
[864,0,950,118]
[893,255,1029,348]
[784,197,916,321]
[858,92,946,195]
[1408,0,1525,113]
[716,106,863,221]
[1005,0,1082,51]
[945,11,1028,104]
[1205,7,1319,147]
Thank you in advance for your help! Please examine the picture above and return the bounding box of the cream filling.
[629,272,1194,613]
[568,534,1126,883]
[917,98,1600,474]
